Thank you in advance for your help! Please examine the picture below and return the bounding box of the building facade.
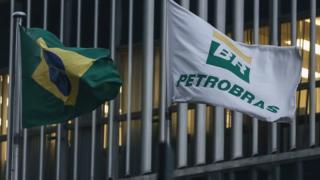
[0,0,320,179]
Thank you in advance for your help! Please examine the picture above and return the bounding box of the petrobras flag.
[167,0,302,121]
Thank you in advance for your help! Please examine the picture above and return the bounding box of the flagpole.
[125,0,134,176]
[39,1,48,180]
[10,11,26,180]
[158,0,173,179]
[22,2,31,179]
[5,1,15,180]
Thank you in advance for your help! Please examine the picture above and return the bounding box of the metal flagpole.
[39,1,48,180]
[270,0,281,177]
[141,0,155,174]
[125,0,134,176]
[108,0,116,178]
[90,0,99,179]
[232,0,244,159]
[214,0,226,163]
[159,0,167,146]
[195,0,207,165]
[22,2,31,180]
[56,0,65,179]
[176,0,189,169]
[290,0,297,150]
[252,0,259,156]
[6,1,15,180]
[73,1,81,180]
[11,11,26,180]
[309,0,316,148]
[158,1,173,179]
[270,0,279,153]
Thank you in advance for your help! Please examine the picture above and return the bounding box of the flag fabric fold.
[20,27,122,128]
[167,0,301,122]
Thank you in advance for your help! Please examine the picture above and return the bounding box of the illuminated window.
[104,103,109,117]
[226,110,232,129]
[103,124,108,149]
[119,122,123,146]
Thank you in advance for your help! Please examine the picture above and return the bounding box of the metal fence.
[0,0,319,179]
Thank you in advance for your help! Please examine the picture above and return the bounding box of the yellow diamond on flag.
[32,38,93,105]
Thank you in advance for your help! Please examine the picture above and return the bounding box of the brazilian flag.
[20,27,122,128]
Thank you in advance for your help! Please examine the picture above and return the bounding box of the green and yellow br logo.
[206,32,252,83]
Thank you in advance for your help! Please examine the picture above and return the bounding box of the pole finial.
[12,11,26,18]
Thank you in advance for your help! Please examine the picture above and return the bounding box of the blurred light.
[118,122,122,146]
[305,17,320,26]
[226,110,232,129]
[301,67,320,79]
[285,39,320,55]
[187,109,193,135]
[103,124,108,149]
[285,39,320,79]
[104,104,109,117]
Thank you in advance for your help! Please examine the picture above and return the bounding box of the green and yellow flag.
[20,27,122,128]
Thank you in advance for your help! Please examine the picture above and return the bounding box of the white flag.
[167,0,301,121]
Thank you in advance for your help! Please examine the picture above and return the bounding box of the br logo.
[206,31,252,83]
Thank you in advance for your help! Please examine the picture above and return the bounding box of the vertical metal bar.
[309,0,316,147]
[159,0,166,144]
[214,0,226,162]
[251,168,258,180]
[271,0,278,153]
[229,171,235,180]
[90,1,99,179]
[59,0,65,42]
[176,0,189,168]
[252,0,259,156]
[141,0,155,174]
[22,2,31,180]
[73,1,81,180]
[252,118,258,155]
[56,125,61,180]
[90,112,96,180]
[271,121,277,153]
[290,68,297,152]
[107,0,116,178]
[232,0,244,159]
[6,1,15,180]
[39,1,48,180]
[38,125,45,180]
[26,0,31,27]
[125,0,133,176]
[195,0,207,165]
[296,161,303,180]
[12,11,25,180]
[43,0,48,29]
[56,1,64,179]
[273,166,281,180]
[72,119,79,180]
[177,105,187,168]
[291,0,297,46]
